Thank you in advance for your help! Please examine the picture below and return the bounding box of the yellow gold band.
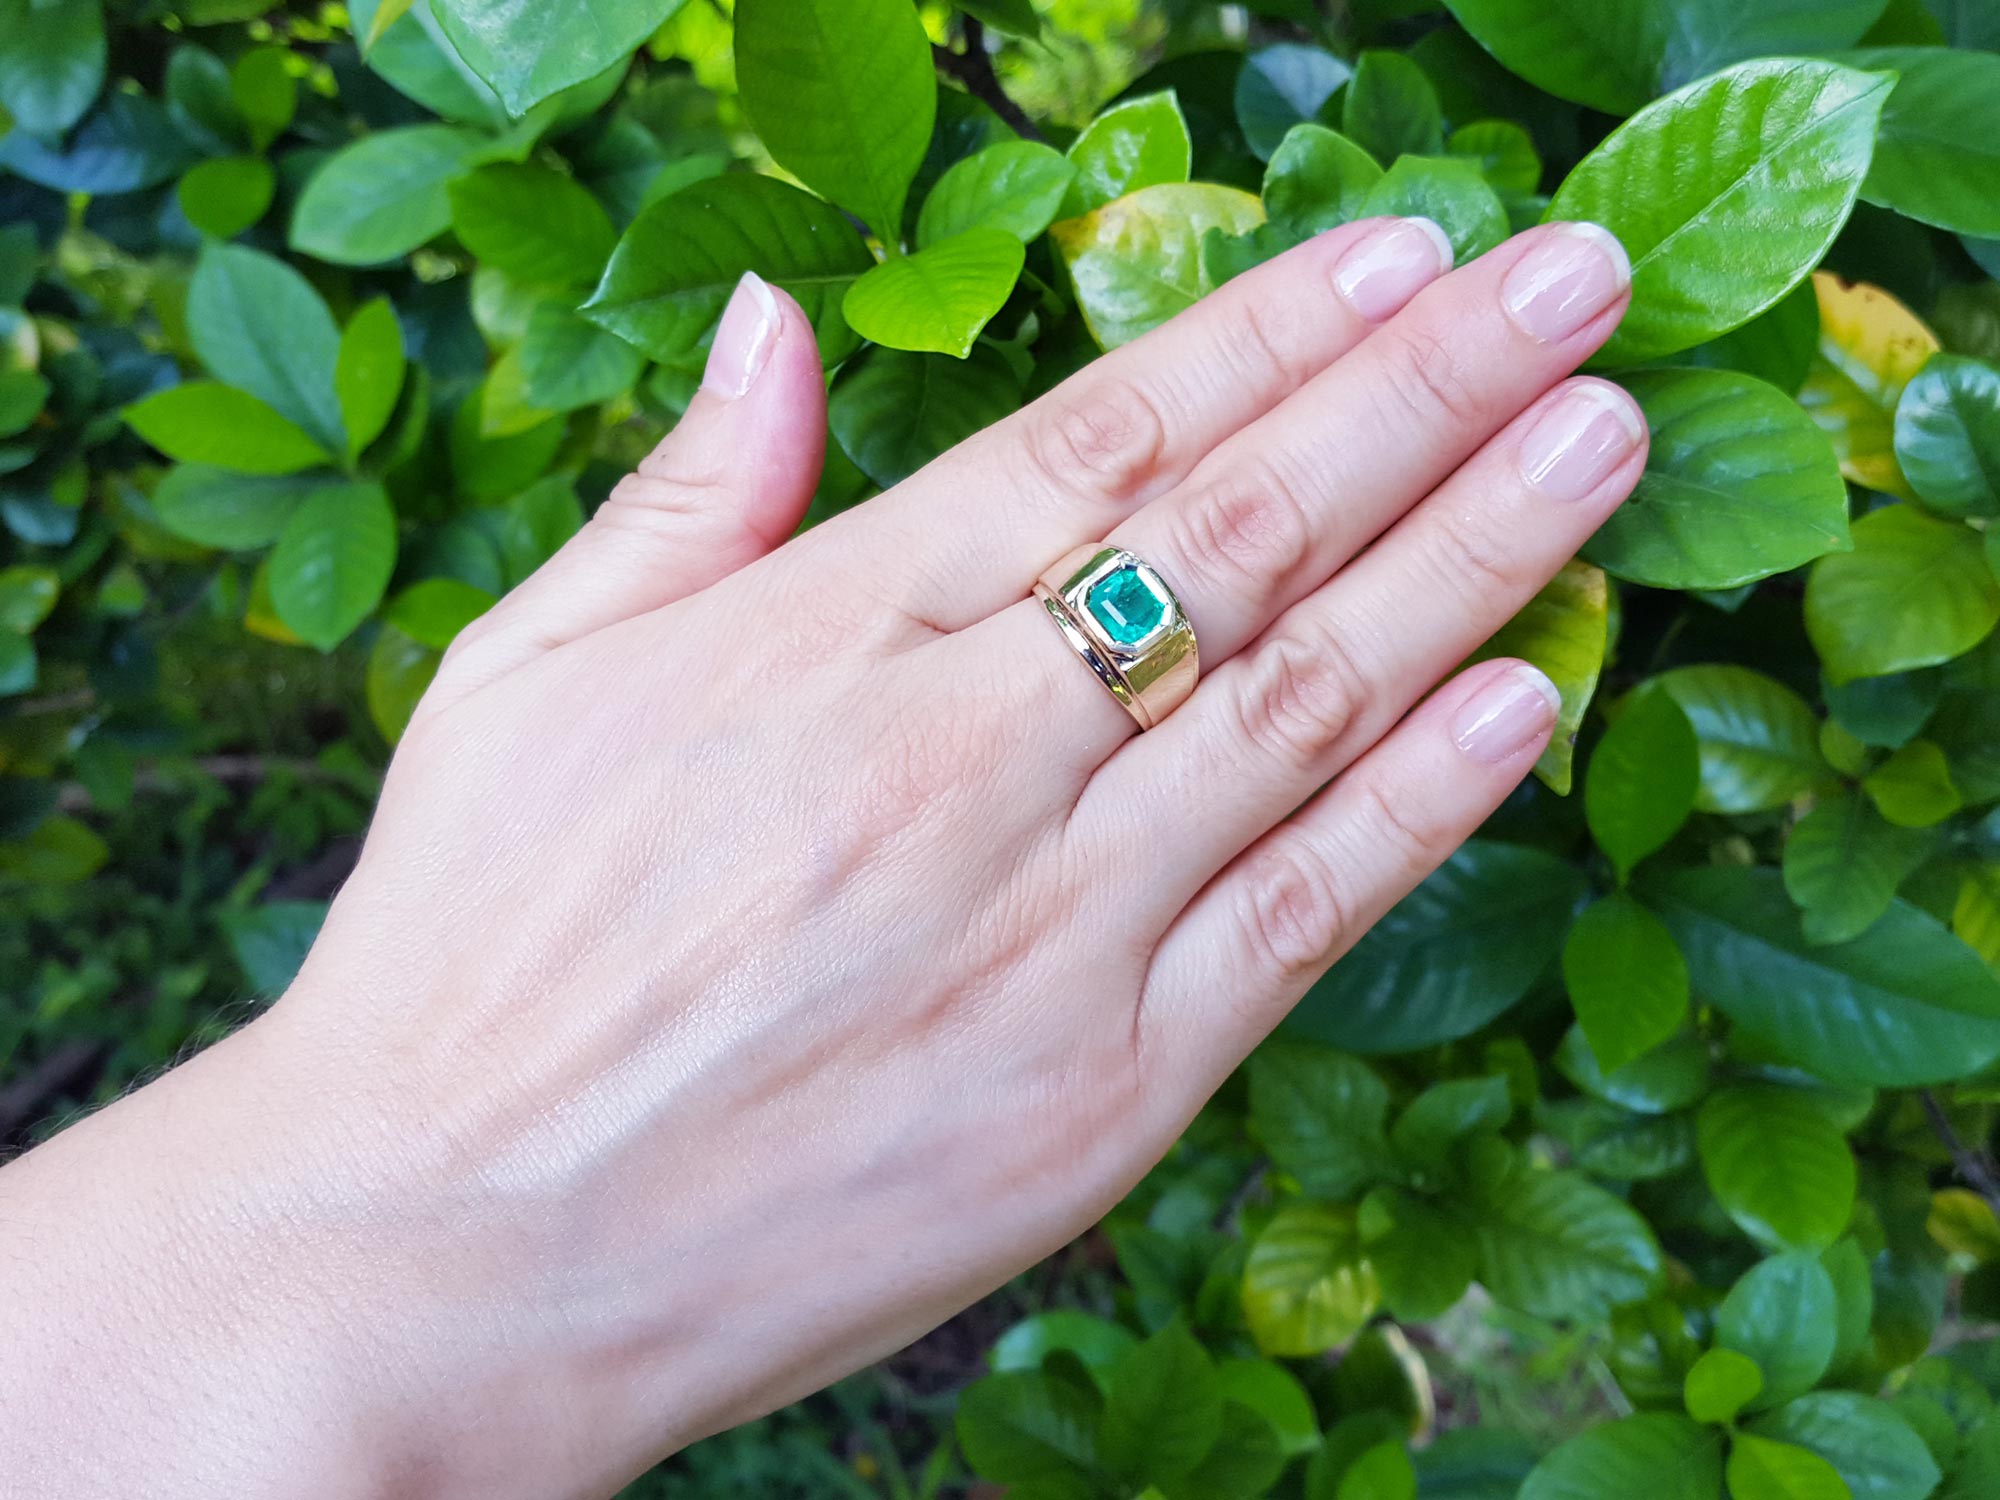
[1033,545,1199,730]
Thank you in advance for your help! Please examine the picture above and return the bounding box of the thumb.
[429,272,826,709]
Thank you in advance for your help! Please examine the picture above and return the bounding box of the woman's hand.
[0,216,1641,1500]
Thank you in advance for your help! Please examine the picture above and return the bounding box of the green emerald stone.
[1087,564,1168,647]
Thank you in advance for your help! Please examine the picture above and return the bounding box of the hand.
[0,216,1641,1499]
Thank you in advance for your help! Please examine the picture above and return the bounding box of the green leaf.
[230,47,294,152]
[1714,1251,1841,1407]
[0,90,195,194]
[842,228,1025,359]
[1342,51,1443,165]
[1684,1348,1765,1426]
[351,0,506,127]
[518,302,647,411]
[1654,664,1829,813]
[428,0,680,119]
[1556,1025,1713,1114]
[1391,1075,1511,1169]
[1448,120,1541,198]
[1471,1159,1663,1320]
[734,0,934,239]
[1729,1436,1856,1500]
[1894,354,2000,519]
[382,577,492,651]
[1247,1040,1390,1199]
[1469,559,1608,794]
[1680,279,1822,395]
[1647,865,2000,1087]
[1234,45,1350,162]
[125,384,330,475]
[188,244,346,453]
[1335,1442,1417,1500]
[1750,1394,1941,1500]
[1263,124,1384,238]
[1864,740,1962,828]
[221,900,325,997]
[1563,893,1690,1076]
[1359,155,1508,268]
[1799,272,1939,501]
[1214,1360,1320,1461]
[336,299,407,463]
[1807,505,2000,684]
[1588,368,1849,589]
[266,480,397,651]
[1957,866,2000,974]
[0,566,56,633]
[1170,1403,1287,1500]
[1358,1186,1478,1321]
[1414,1430,1541,1500]
[956,1370,1100,1489]
[1290,840,1588,1054]
[152,466,321,550]
[367,625,437,745]
[991,1312,1138,1380]
[1061,92,1194,217]
[449,164,618,287]
[0,0,105,137]
[917,141,1076,248]
[1100,1322,1222,1483]
[1838,48,2000,237]
[829,344,1020,490]
[1587,683,1699,880]
[1521,1415,1722,1500]
[0,371,48,439]
[585,173,873,366]
[1243,1203,1380,1357]
[1783,791,1936,945]
[1823,668,1944,750]
[1052,182,1264,351]
[291,125,492,267]
[0,816,108,883]
[177,155,275,240]
[1547,60,1892,365]
[362,0,416,50]
[0,632,34,696]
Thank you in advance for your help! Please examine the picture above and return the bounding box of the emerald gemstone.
[1087,564,1169,647]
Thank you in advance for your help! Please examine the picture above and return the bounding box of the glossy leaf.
[1648,865,2000,1087]
[1234,45,1350,161]
[1587,683,1699,879]
[1061,92,1194,217]
[1521,1416,1722,1500]
[1564,893,1690,1076]
[152,466,319,550]
[1214,1361,1318,1460]
[0,0,105,137]
[1052,183,1264,350]
[125,384,330,475]
[955,1371,1099,1489]
[1782,791,1935,945]
[1749,1394,1940,1500]
[1556,1025,1712,1114]
[1956,866,2000,974]
[429,0,683,119]
[1100,1322,1222,1482]
[351,0,506,126]
[1894,354,2000,519]
[828,345,1021,489]
[518,302,647,411]
[1470,1159,1663,1320]
[1588,368,1849,589]
[585,174,874,365]
[367,623,440,744]
[449,164,618,288]
[1683,1348,1764,1426]
[1654,664,1829,813]
[1341,51,1443,165]
[1864,740,1962,828]
[1288,840,1589,1054]
[1390,1075,1511,1169]
[990,1311,1136,1380]
[382,577,492,651]
[1727,1435,1856,1500]
[1799,272,1940,500]
[1359,1186,1478,1322]
[266,480,397,651]
[843,229,1025,358]
[187,244,346,453]
[1448,120,1541,197]
[1806,505,2000,684]
[291,125,492,266]
[1247,1041,1390,1199]
[1704,1075,1853,1236]
[1547,60,1892,365]
[1360,155,1508,268]
[735,0,933,238]
[1680,278,1821,395]
[1243,1203,1380,1357]
[1469,558,1608,793]
[917,141,1076,248]
[1840,48,2000,237]
[336,299,407,463]
[1264,124,1385,237]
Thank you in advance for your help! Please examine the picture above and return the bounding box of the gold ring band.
[1033,545,1199,730]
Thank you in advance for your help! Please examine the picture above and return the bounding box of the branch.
[932,18,1044,143]
[1921,1088,2000,1216]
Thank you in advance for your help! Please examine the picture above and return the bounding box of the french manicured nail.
[703,271,780,399]
[1501,222,1631,342]
[1453,664,1562,764]
[1519,382,1647,502]
[1333,217,1455,322]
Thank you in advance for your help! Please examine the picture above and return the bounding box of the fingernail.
[1453,664,1562,764]
[1501,222,1631,343]
[1333,217,1455,322]
[1519,382,1647,502]
[703,271,780,399]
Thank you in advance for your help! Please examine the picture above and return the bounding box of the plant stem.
[1920,1088,2000,1215]
[931,18,1045,143]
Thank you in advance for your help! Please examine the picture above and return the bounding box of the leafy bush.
[4,0,2000,1497]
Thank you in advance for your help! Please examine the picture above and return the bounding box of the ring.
[1034,545,1199,730]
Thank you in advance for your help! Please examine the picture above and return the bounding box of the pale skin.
[0,216,1644,1499]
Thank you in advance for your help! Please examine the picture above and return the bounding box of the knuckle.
[1422,501,1521,595]
[1227,290,1318,396]
[1169,456,1315,600]
[1032,377,1170,509]
[1379,323,1485,431]
[1240,839,1352,981]
[1231,628,1366,771]
[1349,776,1443,872]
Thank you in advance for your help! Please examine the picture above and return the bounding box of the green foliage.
[5,1,2000,1497]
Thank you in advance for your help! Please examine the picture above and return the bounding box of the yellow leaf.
[1929,1186,2000,1261]
[361,0,416,55]
[1797,271,1940,499]
[1958,864,2000,974]
[1050,182,1264,350]
[243,557,303,646]
[1471,559,1609,795]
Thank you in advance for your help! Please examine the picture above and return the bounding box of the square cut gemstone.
[1087,564,1169,647]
